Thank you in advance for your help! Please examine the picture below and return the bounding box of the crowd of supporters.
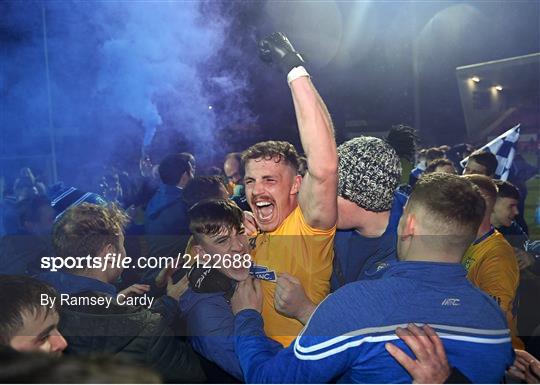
[0,32,539,384]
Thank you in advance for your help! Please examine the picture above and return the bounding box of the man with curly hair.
[240,33,338,347]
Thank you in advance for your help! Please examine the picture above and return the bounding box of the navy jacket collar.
[160,183,183,196]
[383,261,467,284]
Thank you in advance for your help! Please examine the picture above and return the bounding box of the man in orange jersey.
[241,32,337,347]
[461,174,523,349]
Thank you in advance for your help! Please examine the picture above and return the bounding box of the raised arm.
[259,33,338,230]
[291,77,338,229]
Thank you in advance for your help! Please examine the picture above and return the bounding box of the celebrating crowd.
[0,33,539,384]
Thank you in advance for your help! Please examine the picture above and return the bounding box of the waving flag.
[461,124,521,180]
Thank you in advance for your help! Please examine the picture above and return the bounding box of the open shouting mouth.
[254,199,275,223]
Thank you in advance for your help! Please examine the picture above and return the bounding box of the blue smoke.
[1,1,257,185]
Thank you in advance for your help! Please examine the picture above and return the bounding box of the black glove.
[258,32,305,73]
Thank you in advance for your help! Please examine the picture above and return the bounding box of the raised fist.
[231,277,263,315]
[258,32,305,73]
[274,273,315,325]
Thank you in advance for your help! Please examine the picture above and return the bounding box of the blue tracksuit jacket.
[234,261,514,383]
[180,288,281,380]
[180,289,244,380]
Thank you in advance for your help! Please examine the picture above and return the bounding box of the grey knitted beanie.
[338,136,401,212]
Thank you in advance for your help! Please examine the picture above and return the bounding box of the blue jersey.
[331,191,407,290]
[234,262,514,383]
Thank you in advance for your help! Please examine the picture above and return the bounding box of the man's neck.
[476,217,493,238]
[490,215,503,229]
[401,254,461,264]
[354,210,390,238]
[400,246,462,264]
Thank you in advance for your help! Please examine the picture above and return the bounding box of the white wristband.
[287,66,310,85]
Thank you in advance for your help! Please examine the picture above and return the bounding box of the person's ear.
[103,243,116,255]
[401,213,416,240]
[179,171,189,186]
[192,244,205,259]
[192,244,213,264]
[290,175,302,195]
[95,243,116,266]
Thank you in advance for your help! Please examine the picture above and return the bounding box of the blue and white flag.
[461,124,521,181]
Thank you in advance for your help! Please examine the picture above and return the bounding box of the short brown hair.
[424,158,456,174]
[188,199,244,243]
[425,147,445,162]
[494,180,520,200]
[407,172,485,253]
[469,151,498,177]
[462,174,497,210]
[297,156,308,177]
[225,152,242,164]
[53,203,129,259]
[0,276,59,345]
[183,176,228,208]
[242,141,299,173]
